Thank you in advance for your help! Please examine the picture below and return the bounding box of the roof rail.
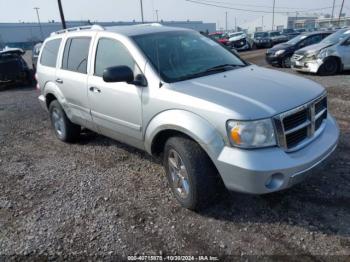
[135,23,162,27]
[50,24,104,36]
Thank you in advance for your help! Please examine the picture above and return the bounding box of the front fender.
[144,110,225,161]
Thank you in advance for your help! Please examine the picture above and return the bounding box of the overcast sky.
[0,0,348,28]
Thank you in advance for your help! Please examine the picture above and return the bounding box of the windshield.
[133,31,246,83]
[286,34,308,45]
[254,32,268,38]
[321,28,350,44]
[269,31,281,37]
[210,33,226,40]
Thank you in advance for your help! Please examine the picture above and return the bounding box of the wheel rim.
[324,60,337,74]
[168,149,190,199]
[51,108,65,138]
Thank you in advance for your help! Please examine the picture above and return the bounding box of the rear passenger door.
[87,36,143,148]
[55,33,94,128]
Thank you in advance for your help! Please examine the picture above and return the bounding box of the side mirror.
[103,66,134,83]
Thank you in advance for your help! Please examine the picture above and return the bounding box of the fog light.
[265,173,284,190]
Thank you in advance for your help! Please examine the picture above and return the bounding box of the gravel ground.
[0,50,349,260]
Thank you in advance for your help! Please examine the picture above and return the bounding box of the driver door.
[88,36,144,149]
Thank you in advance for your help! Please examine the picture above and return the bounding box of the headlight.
[317,49,328,60]
[227,119,276,148]
[305,52,316,60]
[275,50,285,56]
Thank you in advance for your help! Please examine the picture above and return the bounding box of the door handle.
[89,86,101,93]
[56,78,63,84]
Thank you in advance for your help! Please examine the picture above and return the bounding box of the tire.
[318,57,339,76]
[281,56,292,68]
[49,100,80,142]
[163,136,222,210]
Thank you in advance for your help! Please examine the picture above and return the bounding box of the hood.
[0,47,25,56]
[229,35,246,42]
[295,42,333,55]
[169,65,324,120]
[269,43,292,51]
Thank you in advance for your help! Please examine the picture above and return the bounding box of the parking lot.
[0,49,349,258]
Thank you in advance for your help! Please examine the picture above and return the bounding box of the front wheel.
[318,57,339,76]
[49,100,80,142]
[281,56,292,68]
[163,136,222,210]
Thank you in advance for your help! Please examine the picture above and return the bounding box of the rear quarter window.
[40,39,62,67]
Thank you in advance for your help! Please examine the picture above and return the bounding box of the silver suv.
[37,24,339,210]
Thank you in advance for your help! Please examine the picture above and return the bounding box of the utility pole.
[156,9,159,22]
[338,0,345,26]
[235,17,237,31]
[140,0,144,23]
[34,7,44,40]
[262,16,264,30]
[225,11,228,32]
[331,0,336,19]
[272,0,276,30]
[57,0,66,29]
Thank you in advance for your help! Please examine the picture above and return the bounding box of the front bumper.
[291,58,324,73]
[215,115,339,194]
[265,55,282,65]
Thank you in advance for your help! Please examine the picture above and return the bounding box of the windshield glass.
[286,34,308,45]
[269,31,281,37]
[321,29,350,44]
[133,31,246,83]
[210,33,226,39]
[254,32,268,38]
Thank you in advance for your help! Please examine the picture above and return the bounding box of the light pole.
[34,7,44,40]
[140,0,144,23]
[272,0,276,30]
[57,0,67,29]
[156,9,159,22]
[338,0,345,26]
[225,11,228,32]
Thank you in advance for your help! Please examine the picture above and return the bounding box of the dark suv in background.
[253,32,272,48]
[266,31,333,68]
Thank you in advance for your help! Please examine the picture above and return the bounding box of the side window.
[62,37,91,74]
[307,35,322,45]
[94,38,137,77]
[40,39,62,67]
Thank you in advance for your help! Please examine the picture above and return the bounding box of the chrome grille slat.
[275,94,327,152]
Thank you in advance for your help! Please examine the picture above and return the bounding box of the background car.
[253,31,272,48]
[0,47,32,88]
[291,28,350,75]
[268,31,288,45]
[208,32,230,46]
[281,28,300,40]
[227,32,254,51]
[32,42,42,71]
[266,31,333,68]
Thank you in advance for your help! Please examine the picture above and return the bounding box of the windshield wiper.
[176,64,245,82]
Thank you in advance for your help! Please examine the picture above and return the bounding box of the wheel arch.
[145,110,225,162]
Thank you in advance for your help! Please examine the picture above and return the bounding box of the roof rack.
[50,24,104,36]
[135,23,163,27]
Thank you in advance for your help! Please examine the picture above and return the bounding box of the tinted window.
[40,39,61,67]
[62,37,91,74]
[95,38,136,77]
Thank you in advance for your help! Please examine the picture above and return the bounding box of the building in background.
[0,20,216,49]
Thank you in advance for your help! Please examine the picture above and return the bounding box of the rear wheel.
[318,57,339,76]
[163,136,222,210]
[49,100,80,142]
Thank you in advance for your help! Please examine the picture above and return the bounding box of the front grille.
[274,94,328,151]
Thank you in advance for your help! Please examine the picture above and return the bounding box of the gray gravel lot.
[0,50,349,260]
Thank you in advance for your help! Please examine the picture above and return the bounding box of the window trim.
[60,36,92,75]
[93,37,141,78]
[39,38,62,68]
